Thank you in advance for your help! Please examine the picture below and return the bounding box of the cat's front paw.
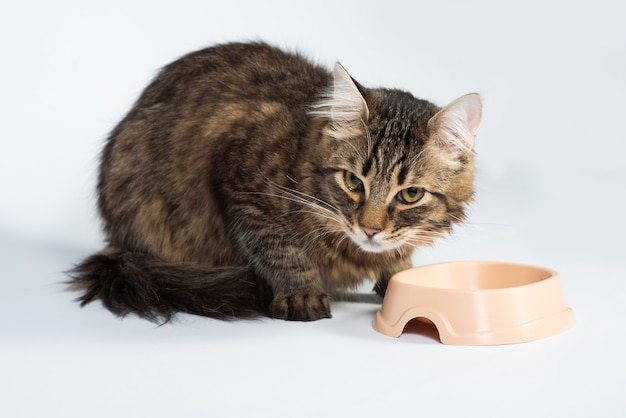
[269,291,331,321]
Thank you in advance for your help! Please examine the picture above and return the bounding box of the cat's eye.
[344,171,364,193]
[397,187,425,204]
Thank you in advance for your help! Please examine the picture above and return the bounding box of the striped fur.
[69,42,481,322]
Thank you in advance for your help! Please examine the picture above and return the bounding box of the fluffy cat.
[69,42,482,322]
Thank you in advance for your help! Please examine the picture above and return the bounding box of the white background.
[1,1,625,417]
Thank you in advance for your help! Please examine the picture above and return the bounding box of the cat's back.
[98,42,332,260]
[137,42,331,109]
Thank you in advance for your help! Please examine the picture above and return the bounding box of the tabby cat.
[69,42,482,322]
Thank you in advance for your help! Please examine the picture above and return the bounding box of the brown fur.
[69,42,482,322]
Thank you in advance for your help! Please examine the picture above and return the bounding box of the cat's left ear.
[428,94,482,154]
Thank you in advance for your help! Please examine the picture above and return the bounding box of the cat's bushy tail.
[68,248,272,322]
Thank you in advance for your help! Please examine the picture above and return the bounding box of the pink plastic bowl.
[373,261,575,345]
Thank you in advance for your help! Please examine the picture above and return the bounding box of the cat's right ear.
[330,63,369,122]
[310,63,369,124]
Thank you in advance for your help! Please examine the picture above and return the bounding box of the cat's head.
[311,64,482,253]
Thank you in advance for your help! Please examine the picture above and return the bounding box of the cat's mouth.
[349,232,400,254]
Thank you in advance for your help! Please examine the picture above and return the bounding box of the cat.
[69,41,482,322]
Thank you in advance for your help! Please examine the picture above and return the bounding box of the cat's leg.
[260,257,331,321]
[373,275,390,298]
[373,258,413,298]
[232,228,331,321]
[269,286,331,322]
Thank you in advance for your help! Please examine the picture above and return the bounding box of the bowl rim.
[391,260,559,293]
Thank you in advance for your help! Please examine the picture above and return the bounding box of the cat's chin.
[351,237,400,254]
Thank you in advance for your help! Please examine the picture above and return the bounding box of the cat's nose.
[361,226,382,238]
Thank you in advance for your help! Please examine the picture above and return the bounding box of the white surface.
[1,1,625,417]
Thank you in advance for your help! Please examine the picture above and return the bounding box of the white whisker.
[261,174,340,211]
[238,173,352,242]
[333,232,351,253]
[244,190,342,224]
[392,226,448,249]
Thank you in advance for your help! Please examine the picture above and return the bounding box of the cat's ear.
[310,64,370,140]
[311,63,369,124]
[330,63,369,122]
[428,94,482,154]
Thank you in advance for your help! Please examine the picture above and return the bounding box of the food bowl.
[373,261,575,345]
